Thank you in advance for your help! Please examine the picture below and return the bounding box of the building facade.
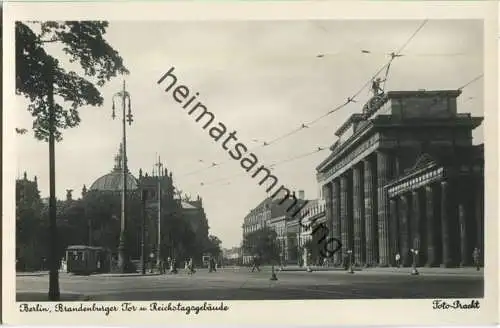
[241,198,272,264]
[87,143,212,263]
[267,214,287,264]
[316,90,484,268]
[298,199,326,248]
[242,191,308,265]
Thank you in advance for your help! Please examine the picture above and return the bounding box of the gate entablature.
[386,153,445,199]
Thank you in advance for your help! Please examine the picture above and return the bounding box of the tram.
[201,254,211,268]
[65,245,111,275]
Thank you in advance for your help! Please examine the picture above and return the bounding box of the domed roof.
[89,171,138,192]
[89,142,139,192]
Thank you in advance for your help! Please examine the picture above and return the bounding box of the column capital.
[363,156,374,165]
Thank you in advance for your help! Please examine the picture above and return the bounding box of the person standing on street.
[395,253,401,268]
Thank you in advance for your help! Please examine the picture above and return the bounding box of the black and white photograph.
[3,1,498,326]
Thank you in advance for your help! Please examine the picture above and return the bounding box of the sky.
[15,20,484,248]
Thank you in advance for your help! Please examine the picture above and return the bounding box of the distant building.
[298,199,326,248]
[241,198,273,264]
[242,190,308,265]
[84,143,212,263]
[222,247,241,260]
[181,197,209,240]
[316,89,484,268]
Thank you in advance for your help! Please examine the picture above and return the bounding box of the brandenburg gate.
[316,90,484,268]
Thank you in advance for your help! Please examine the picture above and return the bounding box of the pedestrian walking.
[160,259,167,274]
[164,258,169,273]
[250,255,261,272]
[170,257,178,274]
[472,247,481,271]
[187,257,195,275]
[166,257,171,273]
[395,253,401,268]
[211,257,217,272]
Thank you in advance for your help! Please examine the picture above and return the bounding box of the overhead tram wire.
[193,146,328,189]
[269,147,326,168]
[458,74,483,91]
[177,19,429,180]
[251,19,429,150]
[186,27,482,194]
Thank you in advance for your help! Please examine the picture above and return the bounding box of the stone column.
[440,181,452,267]
[332,179,342,266]
[399,194,411,266]
[475,178,484,264]
[458,203,469,266]
[377,151,391,266]
[340,173,353,265]
[411,189,421,266]
[425,185,436,267]
[389,198,398,266]
[323,182,333,252]
[353,163,365,266]
[364,157,377,266]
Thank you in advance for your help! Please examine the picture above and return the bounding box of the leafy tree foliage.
[205,235,222,257]
[16,177,223,271]
[16,176,47,271]
[243,227,280,264]
[16,21,129,141]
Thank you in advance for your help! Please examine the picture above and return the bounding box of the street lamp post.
[155,156,163,271]
[111,80,134,273]
[410,249,419,275]
[347,249,354,274]
[47,64,60,301]
[270,237,278,281]
[306,249,312,272]
[140,189,147,275]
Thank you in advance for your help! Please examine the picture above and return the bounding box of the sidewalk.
[16,271,49,277]
[277,266,358,272]
[273,265,483,276]
[361,266,483,276]
[95,272,162,277]
[17,292,92,302]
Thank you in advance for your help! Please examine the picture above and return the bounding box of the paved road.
[16,267,483,301]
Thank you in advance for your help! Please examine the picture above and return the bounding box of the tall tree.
[16,21,129,140]
[243,227,280,264]
[16,176,45,271]
[16,21,128,300]
[205,235,222,257]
